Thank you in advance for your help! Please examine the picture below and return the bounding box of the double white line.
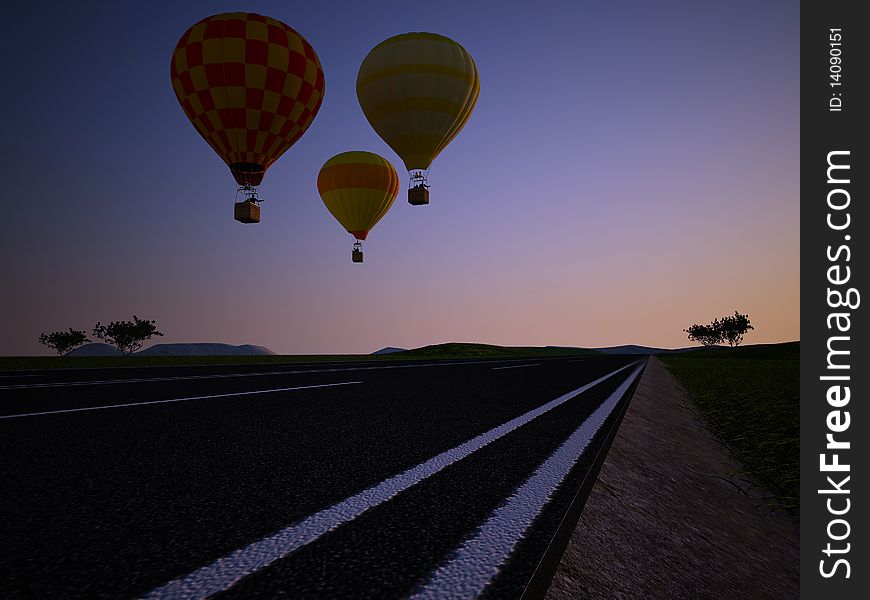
[413,362,644,598]
[145,361,643,599]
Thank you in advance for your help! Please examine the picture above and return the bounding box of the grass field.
[659,342,799,513]
[0,343,601,371]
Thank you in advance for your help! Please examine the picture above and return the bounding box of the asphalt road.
[0,355,646,599]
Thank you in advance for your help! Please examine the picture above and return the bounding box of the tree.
[684,310,754,348]
[683,323,722,347]
[715,311,754,347]
[38,328,90,356]
[92,315,163,356]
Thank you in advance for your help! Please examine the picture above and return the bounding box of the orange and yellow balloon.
[317,152,399,262]
[357,32,479,203]
[170,12,325,208]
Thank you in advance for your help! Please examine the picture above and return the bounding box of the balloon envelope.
[357,33,479,172]
[317,152,399,240]
[170,12,325,186]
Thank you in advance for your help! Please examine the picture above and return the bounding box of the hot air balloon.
[170,12,325,223]
[317,152,399,263]
[357,33,479,206]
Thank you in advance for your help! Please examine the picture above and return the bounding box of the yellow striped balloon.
[317,152,399,241]
[356,33,479,173]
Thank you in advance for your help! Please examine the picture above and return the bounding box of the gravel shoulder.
[545,357,799,599]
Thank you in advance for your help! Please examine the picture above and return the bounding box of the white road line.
[0,373,44,378]
[0,381,363,420]
[0,359,538,390]
[491,363,541,370]
[410,363,645,599]
[143,362,639,600]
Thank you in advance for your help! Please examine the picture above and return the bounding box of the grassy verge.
[0,343,601,372]
[658,342,799,513]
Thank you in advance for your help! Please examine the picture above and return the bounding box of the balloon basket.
[234,201,260,224]
[352,248,364,263]
[408,186,429,206]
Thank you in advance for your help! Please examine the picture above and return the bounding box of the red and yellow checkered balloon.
[170,12,325,187]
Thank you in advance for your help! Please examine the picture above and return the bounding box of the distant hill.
[66,343,122,357]
[61,340,797,361]
[137,344,276,356]
[396,343,601,359]
[546,343,798,355]
[371,347,407,355]
[590,341,799,357]
[66,342,276,357]
[592,344,717,355]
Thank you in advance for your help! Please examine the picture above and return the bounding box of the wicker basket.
[408,186,429,206]
[234,202,260,224]
[352,249,364,263]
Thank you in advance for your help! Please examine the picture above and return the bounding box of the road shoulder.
[545,357,799,599]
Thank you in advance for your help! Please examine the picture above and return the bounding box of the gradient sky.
[2,0,799,355]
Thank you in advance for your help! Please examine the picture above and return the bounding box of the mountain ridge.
[66,343,275,357]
